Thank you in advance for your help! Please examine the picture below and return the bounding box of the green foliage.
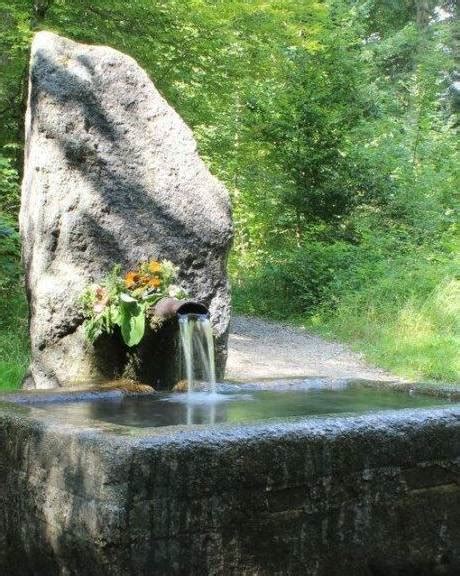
[0,147,25,390]
[118,294,146,348]
[0,149,21,299]
[80,261,185,347]
[0,286,28,391]
[0,214,21,294]
[232,0,459,383]
[313,256,459,383]
[233,240,354,318]
[0,0,458,385]
[0,150,20,213]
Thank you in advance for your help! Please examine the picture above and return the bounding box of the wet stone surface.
[9,381,458,429]
[0,381,459,575]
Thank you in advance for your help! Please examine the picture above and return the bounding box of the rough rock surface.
[20,32,232,389]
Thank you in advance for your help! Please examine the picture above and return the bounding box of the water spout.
[178,313,216,395]
[153,297,216,395]
[153,297,208,319]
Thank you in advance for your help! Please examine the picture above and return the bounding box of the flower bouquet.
[80,260,186,347]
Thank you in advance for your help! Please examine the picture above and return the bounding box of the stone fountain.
[19,31,232,390]
[0,32,459,576]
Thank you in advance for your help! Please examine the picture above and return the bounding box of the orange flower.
[148,277,161,288]
[124,271,140,288]
[148,260,161,273]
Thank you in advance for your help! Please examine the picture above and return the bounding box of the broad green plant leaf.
[120,292,137,303]
[118,298,146,347]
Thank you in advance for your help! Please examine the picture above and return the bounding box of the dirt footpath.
[226,315,400,382]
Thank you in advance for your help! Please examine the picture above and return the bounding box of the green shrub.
[0,285,28,391]
[314,256,459,383]
[0,213,28,390]
[233,233,459,383]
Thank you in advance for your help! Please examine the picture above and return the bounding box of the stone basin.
[0,379,459,576]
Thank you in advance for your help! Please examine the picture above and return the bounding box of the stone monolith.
[20,32,232,389]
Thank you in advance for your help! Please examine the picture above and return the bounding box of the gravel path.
[226,315,400,382]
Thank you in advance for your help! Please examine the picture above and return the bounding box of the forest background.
[0,0,458,389]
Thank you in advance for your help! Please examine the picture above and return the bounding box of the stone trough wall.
[0,397,459,576]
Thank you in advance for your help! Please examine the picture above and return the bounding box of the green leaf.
[119,300,145,347]
[120,292,137,303]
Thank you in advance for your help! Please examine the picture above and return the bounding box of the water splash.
[178,313,216,395]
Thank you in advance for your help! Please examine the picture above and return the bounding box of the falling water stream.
[179,313,216,394]
[178,313,218,424]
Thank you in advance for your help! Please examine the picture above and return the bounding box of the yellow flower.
[124,271,140,288]
[148,277,161,288]
[148,260,161,273]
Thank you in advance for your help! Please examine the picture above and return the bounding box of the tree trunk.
[32,1,54,24]
[416,0,431,31]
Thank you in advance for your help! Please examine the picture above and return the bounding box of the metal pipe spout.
[153,297,209,320]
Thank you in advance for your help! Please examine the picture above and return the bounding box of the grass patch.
[312,277,459,383]
[232,242,459,384]
[0,288,29,391]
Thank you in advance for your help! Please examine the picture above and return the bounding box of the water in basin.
[30,381,455,429]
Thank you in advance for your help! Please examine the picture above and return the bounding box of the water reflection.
[31,385,454,429]
[186,398,215,425]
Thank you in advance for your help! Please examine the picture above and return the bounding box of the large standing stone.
[20,32,233,389]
